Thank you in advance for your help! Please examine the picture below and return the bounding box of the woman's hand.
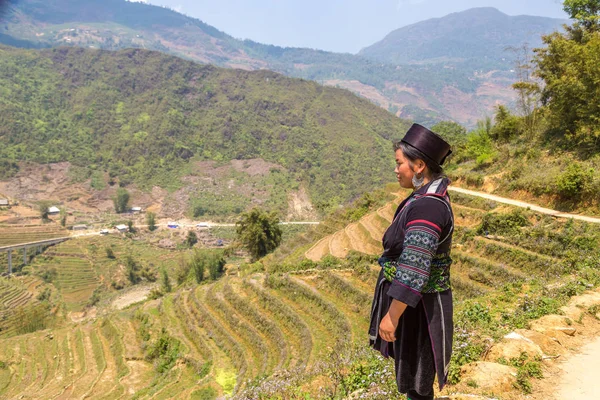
[379,312,398,342]
[379,299,408,342]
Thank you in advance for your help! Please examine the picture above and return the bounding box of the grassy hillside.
[0,45,411,214]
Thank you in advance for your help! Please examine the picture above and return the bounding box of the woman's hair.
[393,141,443,178]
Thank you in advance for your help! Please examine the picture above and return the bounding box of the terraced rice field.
[302,190,568,301]
[0,224,68,247]
[0,268,377,399]
[0,190,591,398]
[27,241,99,311]
[0,276,45,337]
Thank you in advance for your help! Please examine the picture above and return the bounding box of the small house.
[167,221,179,229]
[0,199,8,207]
[115,224,129,233]
[72,225,88,231]
[130,206,142,214]
[48,206,61,215]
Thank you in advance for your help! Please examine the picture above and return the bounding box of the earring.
[412,172,424,189]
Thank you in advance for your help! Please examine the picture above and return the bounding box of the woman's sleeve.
[386,198,447,307]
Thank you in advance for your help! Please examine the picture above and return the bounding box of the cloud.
[396,0,427,9]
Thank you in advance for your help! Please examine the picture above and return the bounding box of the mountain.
[0,45,410,215]
[359,7,566,68]
[0,0,563,126]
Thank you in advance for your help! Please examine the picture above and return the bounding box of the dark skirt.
[369,269,453,396]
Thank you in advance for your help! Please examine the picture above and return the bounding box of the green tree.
[39,203,50,222]
[533,0,600,149]
[146,211,157,231]
[184,231,198,248]
[125,255,141,284]
[236,208,282,261]
[188,249,225,283]
[189,249,206,283]
[160,268,172,293]
[491,105,522,142]
[127,220,136,234]
[564,0,600,31]
[59,208,67,227]
[465,118,497,167]
[113,188,130,213]
[208,252,226,281]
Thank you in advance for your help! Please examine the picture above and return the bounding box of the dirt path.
[111,285,156,310]
[449,186,600,223]
[554,336,600,399]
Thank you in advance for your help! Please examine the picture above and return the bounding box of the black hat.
[400,123,452,166]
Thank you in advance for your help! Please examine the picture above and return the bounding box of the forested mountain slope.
[0,45,410,213]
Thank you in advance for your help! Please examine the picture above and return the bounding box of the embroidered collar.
[413,177,450,197]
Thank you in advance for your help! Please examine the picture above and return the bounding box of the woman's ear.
[415,159,426,174]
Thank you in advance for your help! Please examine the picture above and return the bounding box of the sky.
[144,0,569,53]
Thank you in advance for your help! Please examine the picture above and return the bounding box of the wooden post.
[7,250,12,275]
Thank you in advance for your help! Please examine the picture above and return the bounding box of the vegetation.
[113,188,130,213]
[236,209,282,261]
[185,231,198,248]
[146,211,157,231]
[0,45,410,215]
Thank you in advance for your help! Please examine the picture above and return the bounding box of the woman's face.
[394,149,423,189]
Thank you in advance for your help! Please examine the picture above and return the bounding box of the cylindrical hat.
[400,123,452,166]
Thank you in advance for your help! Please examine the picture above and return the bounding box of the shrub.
[556,163,593,199]
[105,246,115,259]
[477,209,531,236]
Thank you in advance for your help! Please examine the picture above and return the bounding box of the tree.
[160,268,172,293]
[126,220,136,234]
[189,249,206,283]
[39,203,50,222]
[235,208,282,261]
[184,231,198,248]
[507,43,542,139]
[113,188,130,213]
[125,255,141,284]
[60,208,67,227]
[188,249,226,283]
[564,0,600,31]
[208,252,226,280]
[146,211,157,231]
[533,0,600,149]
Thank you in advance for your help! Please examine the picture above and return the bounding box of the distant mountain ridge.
[0,1,566,126]
[359,7,566,68]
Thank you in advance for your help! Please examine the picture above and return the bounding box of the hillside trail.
[448,186,600,223]
[449,186,600,398]
[552,336,600,399]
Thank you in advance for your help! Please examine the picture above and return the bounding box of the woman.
[369,123,454,400]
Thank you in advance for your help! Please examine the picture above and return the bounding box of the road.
[448,186,600,224]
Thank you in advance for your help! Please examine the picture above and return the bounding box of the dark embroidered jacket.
[381,178,454,307]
